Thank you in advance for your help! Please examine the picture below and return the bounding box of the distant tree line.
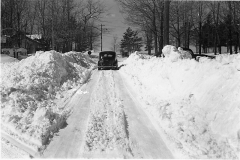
[1,0,108,52]
[116,0,240,56]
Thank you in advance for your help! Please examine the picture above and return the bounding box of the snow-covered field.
[120,48,240,159]
[0,51,95,156]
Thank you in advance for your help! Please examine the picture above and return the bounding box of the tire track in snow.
[82,71,133,158]
[113,71,174,158]
[42,70,99,158]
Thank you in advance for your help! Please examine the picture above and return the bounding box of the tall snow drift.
[0,50,94,151]
[121,52,240,159]
[162,45,192,61]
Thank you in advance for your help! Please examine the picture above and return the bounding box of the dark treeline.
[117,0,240,56]
[1,0,108,52]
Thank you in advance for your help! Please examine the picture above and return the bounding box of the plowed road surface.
[42,70,173,158]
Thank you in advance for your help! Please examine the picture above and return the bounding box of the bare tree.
[116,0,163,56]
[232,2,240,53]
[1,0,108,52]
[35,0,51,48]
[225,1,240,54]
[208,1,221,55]
[1,0,28,33]
[76,0,107,51]
[170,1,182,47]
[110,35,119,52]
[163,0,170,46]
[190,1,210,54]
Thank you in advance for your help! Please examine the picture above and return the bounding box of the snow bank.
[162,45,192,61]
[121,52,240,159]
[1,50,94,151]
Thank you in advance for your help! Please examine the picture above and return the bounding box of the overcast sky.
[98,0,129,52]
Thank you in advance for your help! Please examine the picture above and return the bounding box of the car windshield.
[99,52,116,60]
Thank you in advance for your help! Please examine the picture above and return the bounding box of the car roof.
[99,51,116,55]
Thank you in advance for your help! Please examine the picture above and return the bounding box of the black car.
[98,51,118,70]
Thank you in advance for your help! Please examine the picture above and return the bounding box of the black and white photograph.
[1,0,240,159]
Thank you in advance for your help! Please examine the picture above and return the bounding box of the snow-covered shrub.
[178,47,192,59]
[162,45,182,62]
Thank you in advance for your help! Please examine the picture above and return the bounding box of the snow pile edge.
[0,50,94,151]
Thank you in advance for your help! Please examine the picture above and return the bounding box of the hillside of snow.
[120,50,240,159]
[0,51,95,151]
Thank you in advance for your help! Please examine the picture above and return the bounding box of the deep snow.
[1,47,240,159]
[1,51,95,153]
[120,48,240,159]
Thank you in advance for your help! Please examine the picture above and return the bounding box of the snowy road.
[42,70,173,158]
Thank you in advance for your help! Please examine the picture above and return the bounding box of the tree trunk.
[218,45,221,54]
[198,21,202,55]
[159,4,164,56]
[184,22,187,48]
[176,4,180,47]
[146,33,152,55]
[234,32,238,53]
[238,32,240,53]
[51,0,55,50]
[228,2,233,54]
[196,40,198,53]
[163,0,170,46]
[153,1,159,56]
[214,32,217,55]
[216,2,220,54]
[154,33,158,56]
[187,22,190,48]
[183,3,187,48]
[17,12,21,48]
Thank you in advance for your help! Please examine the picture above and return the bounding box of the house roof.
[11,31,43,45]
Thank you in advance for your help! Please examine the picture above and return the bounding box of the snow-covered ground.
[0,51,95,157]
[0,54,19,63]
[120,48,240,159]
[1,47,240,159]
[1,137,30,158]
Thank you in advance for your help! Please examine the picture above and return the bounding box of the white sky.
[99,0,129,51]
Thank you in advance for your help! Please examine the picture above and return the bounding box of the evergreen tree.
[120,27,142,56]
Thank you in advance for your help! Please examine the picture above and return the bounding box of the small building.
[11,32,45,54]
[1,31,45,55]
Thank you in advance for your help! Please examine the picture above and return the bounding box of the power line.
[104,25,128,29]
[103,35,122,38]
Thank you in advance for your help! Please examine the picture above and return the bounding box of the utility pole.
[101,24,103,51]
[101,24,106,51]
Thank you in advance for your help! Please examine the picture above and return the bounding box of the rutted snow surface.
[83,71,133,158]
[42,70,173,158]
[120,51,240,159]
